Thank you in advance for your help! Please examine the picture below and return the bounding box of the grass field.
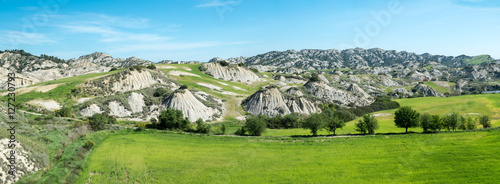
[76,129,500,183]
[259,94,500,136]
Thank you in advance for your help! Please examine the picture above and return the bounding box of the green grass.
[262,94,500,137]
[464,55,493,65]
[76,129,500,183]
[423,81,452,94]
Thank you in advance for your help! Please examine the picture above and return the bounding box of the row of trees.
[394,106,492,133]
[147,108,212,134]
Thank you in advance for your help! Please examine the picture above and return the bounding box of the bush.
[302,113,326,136]
[459,115,477,130]
[442,112,460,131]
[235,127,246,136]
[154,88,168,97]
[334,110,357,123]
[136,122,146,131]
[219,60,230,67]
[244,115,267,136]
[394,106,420,133]
[157,108,190,130]
[195,118,211,134]
[150,117,157,128]
[87,113,117,131]
[220,124,226,135]
[310,73,320,82]
[56,106,73,117]
[249,68,259,73]
[420,113,432,132]
[479,115,491,128]
[109,67,118,71]
[429,115,442,132]
[238,63,245,67]
[179,85,188,90]
[147,64,156,70]
[355,114,379,134]
[83,140,95,150]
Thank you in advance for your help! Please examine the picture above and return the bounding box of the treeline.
[145,108,212,134]
[394,106,492,133]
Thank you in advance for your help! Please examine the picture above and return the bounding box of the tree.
[87,113,117,131]
[323,109,345,135]
[394,106,420,133]
[244,115,267,136]
[459,115,477,130]
[420,113,432,132]
[429,115,442,132]
[479,115,491,128]
[442,112,460,131]
[56,106,73,117]
[220,124,226,135]
[355,114,379,134]
[303,113,326,136]
[158,108,190,130]
[195,118,211,134]
[147,64,156,70]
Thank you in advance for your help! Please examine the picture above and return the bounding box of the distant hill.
[216,48,498,70]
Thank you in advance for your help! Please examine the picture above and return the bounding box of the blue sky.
[0,0,499,62]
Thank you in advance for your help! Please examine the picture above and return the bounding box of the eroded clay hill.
[200,62,262,82]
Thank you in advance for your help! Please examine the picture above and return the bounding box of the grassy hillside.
[76,129,500,183]
[464,55,493,65]
[258,94,500,136]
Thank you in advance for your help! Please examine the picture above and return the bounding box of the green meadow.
[76,129,500,183]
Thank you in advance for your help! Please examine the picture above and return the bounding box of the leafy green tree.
[244,115,268,136]
[220,124,226,135]
[355,114,379,134]
[147,64,156,70]
[459,115,477,130]
[303,113,326,136]
[479,115,491,128]
[158,108,190,130]
[394,106,420,133]
[56,106,73,117]
[442,112,460,131]
[420,113,432,132]
[195,118,211,134]
[429,115,442,132]
[323,109,345,135]
[87,113,117,131]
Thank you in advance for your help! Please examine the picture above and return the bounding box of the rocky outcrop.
[80,68,177,95]
[347,83,371,99]
[1,139,44,184]
[304,81,373,106]
[201,62,262,82]
[162,89,222,122]
[108,101,132,117]
[275,75,307,84]
[222,48,480,70]
[243,87,320,117]
[68,52,152,68]
[412,83,445,97]
[378,75,400,87]
[128,92,145,113]
[80,104,103,117]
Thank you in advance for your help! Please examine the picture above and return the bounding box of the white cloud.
[0,31,56,46]
[196,0,239,7]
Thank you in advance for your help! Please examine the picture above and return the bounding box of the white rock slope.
[202,62,262,82]
[162,89,222,122]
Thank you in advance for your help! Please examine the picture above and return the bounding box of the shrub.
[154,88,168,97]
[235,127,246,136]
[147,64,156,70]
[56,106,73,117]
[195,118,211,134]
[219,60,230,67]
[394,106,420,133]
[83,140,95,150]
[87,113,117,131]
[244,115,267,136]
[310,73,320,82]
[179,85,188,90]
[302,113,326,136]
[158,108,190,130]
[420,113,432,132]
[459,115,477,130]
[136,122,146,131]
[220,124,226,135]
[334,110,357,123]
[355,114,379,134]
[249,68,259,73]
[238,62,245,67]
[110,67,118,71]
[479,115,491,128]
[150,117,157,127]
[442,112,460,131]
[429,115,442,132]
